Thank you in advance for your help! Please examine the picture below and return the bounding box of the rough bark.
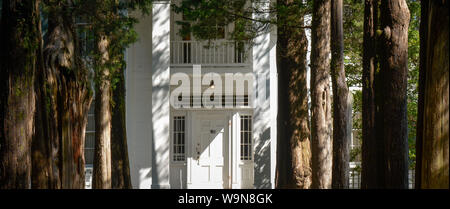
[330,0,350,189]
[310,0,332,189]
[378,0,410,189]
[0,0,39,189]
[92,35,112,189]
[416,0,449,189]
[31,3,56,189]
[111,63,132,189]
[31,2,93,188]
[275,0,311,189]
[361,0,381,189]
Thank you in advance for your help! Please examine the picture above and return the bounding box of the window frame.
[172,113,187,163]
[239,114,253,161]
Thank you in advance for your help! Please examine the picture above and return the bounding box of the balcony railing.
[170,40,250,66]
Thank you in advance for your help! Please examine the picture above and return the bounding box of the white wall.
[126,11,153,189]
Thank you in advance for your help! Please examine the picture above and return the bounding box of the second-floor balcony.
[170,40,251,67]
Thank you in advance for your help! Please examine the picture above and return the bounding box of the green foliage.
[350,90,362,162]
[343,0,364,88]
[175,0,237,40]
[173,0,252,41]
[406,0,420,169]
[342,0,366,166]
[172,0,311,44]
[71,0,152,90]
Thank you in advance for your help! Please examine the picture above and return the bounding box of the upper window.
[173,116,186,162]
[75,16,94,60]
[240,115,252,160]
[214,25,226,39]
[178,12,227,40]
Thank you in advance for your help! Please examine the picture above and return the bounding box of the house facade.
[122,0,278,189]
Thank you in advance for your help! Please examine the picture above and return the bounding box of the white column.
[252,0,276,189]
[269,28,278,189]
[151,0,171,189]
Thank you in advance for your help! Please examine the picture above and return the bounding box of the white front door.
[189,113,229,189]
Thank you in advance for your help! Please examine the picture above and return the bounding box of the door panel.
[189,114,228,188]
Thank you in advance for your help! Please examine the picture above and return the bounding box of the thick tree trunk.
[111,63,132,189]
[32,3,93,188]
[378,0,410,189]
[310,0,332,189]
[32,5,57,189]
[59,63,92,189]
[93,35,112,189]
[0,0,39,189]
[361,0,381,189]
[275,0,311,189]
[416,0,449,189]
[330,0,350,189]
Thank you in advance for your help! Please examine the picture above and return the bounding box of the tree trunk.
[0,0,39,189]
[361,0,381,189]
[111,63,132,189]
[32,4,57,189]
[32,2,93,188]
[275,0,311,189]
[330,0,350,189]
[310,0,332,189]
[416,0,449,189]
[378,0,410,189]
[93,35,112,189]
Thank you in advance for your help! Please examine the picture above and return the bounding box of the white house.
[109,0,279,189]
